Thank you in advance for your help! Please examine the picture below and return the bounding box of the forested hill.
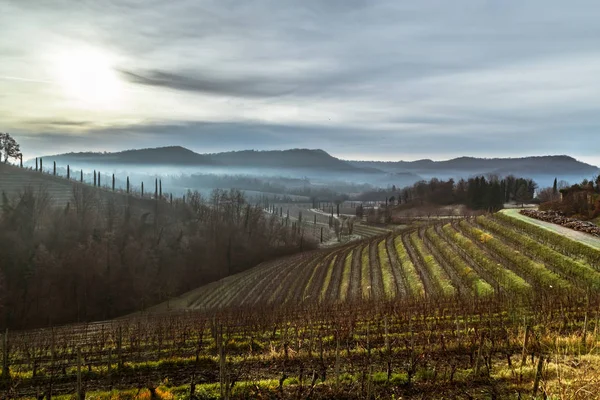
[349,155,599,177]
[36,147,370,172]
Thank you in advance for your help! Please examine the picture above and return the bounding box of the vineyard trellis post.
[39,157,42,172]
[53,161,56,176]
[117,326,123,370]
[98,171,101,187]
[67,165,70,179]
[112,174,115,191]
[80,170,83,183]
[77,347,84,400]
[93,170,97,187]
[49,328,55,399]
[126,177,130,194]
[1,329,9,382]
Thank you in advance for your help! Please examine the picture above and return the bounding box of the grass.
[319,254,337,302]
[378,239,396,299]
[338,250,352,302]
[393,236,425,298]
[360,244,371,300]
[410,232,455,297]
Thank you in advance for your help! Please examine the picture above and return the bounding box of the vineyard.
[2,293,600,398]
[165,210,600,311]
[4,176,600,397]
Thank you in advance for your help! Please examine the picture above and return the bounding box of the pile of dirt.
[520,209,600,237]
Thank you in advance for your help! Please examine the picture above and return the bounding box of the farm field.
[5,172,600,398]
[3,296,600,399]
[0,164,75,207]
[160,210,600,312]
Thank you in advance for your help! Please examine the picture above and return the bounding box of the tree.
[515,184,531,206]
[552,177,558,194]
[0,133,22,164]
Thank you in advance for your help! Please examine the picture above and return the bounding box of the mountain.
[38,146,213,166]
[349,155,599,183]
[35,147,374,172]
[206,148,365,171]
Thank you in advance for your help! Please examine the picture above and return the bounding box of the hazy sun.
[53,48,122,108]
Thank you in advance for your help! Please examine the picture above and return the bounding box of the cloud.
[3,0,600,167]
[119,69,297,98]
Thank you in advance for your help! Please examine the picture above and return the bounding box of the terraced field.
[0,164,74,207]
[163,210,600,311]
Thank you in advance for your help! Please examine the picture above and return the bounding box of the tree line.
[0,185,314,329]
[357,175,537,211]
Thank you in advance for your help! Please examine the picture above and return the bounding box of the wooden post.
[98,172,101,187]
[117,326,123,370]
[49,328,55,398]
[93,170,97,187]
[53,161,56,175]
[141,182,144,197]
[77,347,83,400]
[112,174,115,191]
[170,193,173,204]
[40,157,43,172]
[107,348,112,387]
[2,329,9,381]
[67,165,70,180]
[532,354,544,397]
[159,180,162,199]
[155,178,158,199]
[126,177,130,194]
[80,170,83,183]
[320,227,323,243]
[19,154,22,168]
[35,157,38,171]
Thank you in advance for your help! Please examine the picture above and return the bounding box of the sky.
[1,0,600,165]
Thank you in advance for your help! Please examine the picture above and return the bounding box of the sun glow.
[53,48,123,109]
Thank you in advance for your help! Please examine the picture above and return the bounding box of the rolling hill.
[35,147,372,172]
[155,210,600,312]
[350,155,600,185]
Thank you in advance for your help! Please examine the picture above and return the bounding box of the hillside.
[5,196,600,398]
[158,210,600,311]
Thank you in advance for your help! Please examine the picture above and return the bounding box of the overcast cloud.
[1,0,600,164]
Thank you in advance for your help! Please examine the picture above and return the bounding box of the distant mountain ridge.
[36,147,366,172]
[34,147,599,184]
[349,155,600,177]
